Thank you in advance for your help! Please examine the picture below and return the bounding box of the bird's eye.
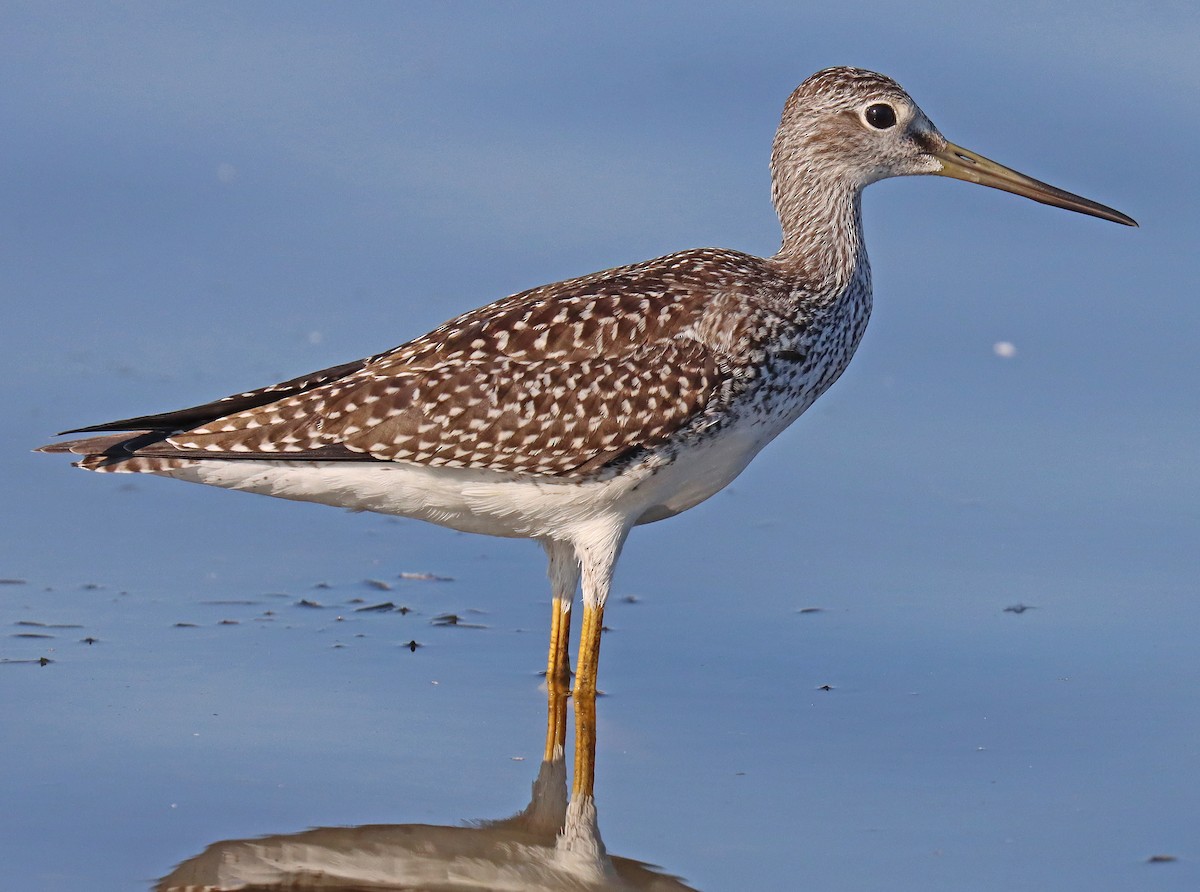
[864,103,897,129]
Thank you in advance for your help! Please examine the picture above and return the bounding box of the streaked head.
[773,66,1135,226]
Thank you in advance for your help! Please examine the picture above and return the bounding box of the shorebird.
[40,67,1135,699]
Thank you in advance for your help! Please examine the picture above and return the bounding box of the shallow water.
[4,4,1199,891]
[3,461,1197,890]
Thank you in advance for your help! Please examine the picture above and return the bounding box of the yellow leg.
[572,682,598,798]
[543,629,571,763]
[545,595,572,686]
[573,601,605,697]
[572,602,605,794]
[541,539,578,689]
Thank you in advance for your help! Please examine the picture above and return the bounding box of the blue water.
[3,4,1197,890]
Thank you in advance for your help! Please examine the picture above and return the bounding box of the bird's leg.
[574,601,606,698]
[541,539,579,761]
[558,681,615,880]
[570,523,628,796]
[544,671,571,765]
[571,681,599,800]
[542,539,579,686]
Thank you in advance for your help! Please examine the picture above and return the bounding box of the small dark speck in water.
[403,640,421,652]
[218,619,239,625]
[396,605,413,615]
[798,607,824,614]
[202,599,259,606]
[332,643,345,649]
[365,579,392,591]
[0,578,27,585]
[81,637,98,645]
[1146,855,1177,864]
[13,633,54,639]
[313,582,332,590]
[174,622,198,628]
[262,610,275,617]
[620,595,640,604]
[356,601,396,612]
[81,583,103,590]
[296,599,324,608]
[817,684,834,691]
[1004,604,1036,614]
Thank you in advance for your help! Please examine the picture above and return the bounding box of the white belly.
[153,410,782,542]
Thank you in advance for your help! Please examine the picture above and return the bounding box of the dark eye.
[865,103,897,129]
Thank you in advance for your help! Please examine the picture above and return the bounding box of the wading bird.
[40,67,1135,700]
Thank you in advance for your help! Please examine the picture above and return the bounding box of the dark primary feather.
[58,357,374,435]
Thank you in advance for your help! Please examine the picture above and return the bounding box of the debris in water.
[16,621,82,629]
[355,602,396,612]
[431,613,487,629]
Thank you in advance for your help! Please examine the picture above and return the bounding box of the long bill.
[932,141,1137,227]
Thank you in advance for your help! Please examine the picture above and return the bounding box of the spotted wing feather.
[170,339,721,476]
[46,248,782,478]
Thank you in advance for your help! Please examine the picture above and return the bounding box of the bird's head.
[772,66,1135,226]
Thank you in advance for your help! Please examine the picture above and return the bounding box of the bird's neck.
[769,173,869,303]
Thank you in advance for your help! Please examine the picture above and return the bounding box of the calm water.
[3,4,1198,890]
[4,451,1197,890]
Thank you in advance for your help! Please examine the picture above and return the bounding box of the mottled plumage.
[40,67,1134,698]
[53,246,856,480]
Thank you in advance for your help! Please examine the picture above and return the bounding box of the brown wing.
[44,248,778,478]
[168,339,724,476]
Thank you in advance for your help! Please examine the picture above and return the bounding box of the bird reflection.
[156,681,697,891]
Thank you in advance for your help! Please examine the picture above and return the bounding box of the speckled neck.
[770,173,868,303]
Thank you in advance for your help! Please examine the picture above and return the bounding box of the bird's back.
[43,246,867,485]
